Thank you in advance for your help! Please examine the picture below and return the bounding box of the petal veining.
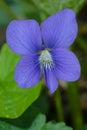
[41,9,78,49]
[14,54,42,88]
[44,69,58,93]
[6,20,42,55]
[51,48,81,81]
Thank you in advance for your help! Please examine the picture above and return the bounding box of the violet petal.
[41,9,78,49]
[51,48,80,81]
[14,54,42,88]
[6,20,42,55]
[44,69,58,93]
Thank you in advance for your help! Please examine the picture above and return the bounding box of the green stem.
[76,37,87,53]
[67,83,83,130]
[54,87,64,121]
[0,0,18,19]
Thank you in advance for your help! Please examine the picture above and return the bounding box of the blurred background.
[0,0,87,130]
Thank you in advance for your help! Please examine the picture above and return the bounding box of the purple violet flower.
[6,9,80,94]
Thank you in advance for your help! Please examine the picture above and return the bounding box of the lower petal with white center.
[14,54,42,88]
[44,69,58,94]
[51,48,81,81]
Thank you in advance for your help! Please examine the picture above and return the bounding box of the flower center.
[39,49,54,69]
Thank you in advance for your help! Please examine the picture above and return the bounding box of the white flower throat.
[39,50,54,69]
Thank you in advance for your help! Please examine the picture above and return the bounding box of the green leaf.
[0,106,72,130]
[0,44,42,118]
[0,121,73,130]
[33,90,49,114]
[20,0,85,20]
[80,125,87,130]
[41,122,73,130]
[0,107,46,130]
[35,0,85,14]
[0,121,20,130]
[28,113,46,130]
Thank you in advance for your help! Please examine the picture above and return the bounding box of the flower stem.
[0,0,18,19]
[67,83,83,130]
[54,87,64,121]
[76,37,87,53]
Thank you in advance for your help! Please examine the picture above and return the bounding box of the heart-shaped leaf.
[0,44,42,118]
